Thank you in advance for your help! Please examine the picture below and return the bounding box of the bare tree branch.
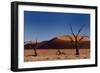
[35,39,38,48]
[76,24,85,37]
[77,36,85,48]
[78,36,85,42]
[67,35,74,47]
[69,24,76,38]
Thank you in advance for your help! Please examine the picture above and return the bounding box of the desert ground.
[24,49,90,62]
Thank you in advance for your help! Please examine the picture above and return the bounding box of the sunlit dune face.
[56,35,90,42]
[56,35,71,41]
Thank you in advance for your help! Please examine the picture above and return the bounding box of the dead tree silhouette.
[68,24,86,55]
[56,49,62,55]
[55,44,65,55]
[56,49,66,55]
[32,39,38,56]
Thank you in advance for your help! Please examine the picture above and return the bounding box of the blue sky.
[24,11,90,41]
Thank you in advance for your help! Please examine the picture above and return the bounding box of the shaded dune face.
[24,35,90,49]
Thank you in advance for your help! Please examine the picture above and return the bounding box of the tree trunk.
[34,48,37,56]
[33,39,38,56]
[75,39,79,55]
[75,45,79,55]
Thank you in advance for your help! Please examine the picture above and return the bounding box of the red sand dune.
[24,35,90,49]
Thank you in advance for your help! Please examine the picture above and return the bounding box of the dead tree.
[56,49,62,55]
[69,24,86,55]
[56,49,66,55]
[32,39,38,56]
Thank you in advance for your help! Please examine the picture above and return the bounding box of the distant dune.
[24,35,90,49]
